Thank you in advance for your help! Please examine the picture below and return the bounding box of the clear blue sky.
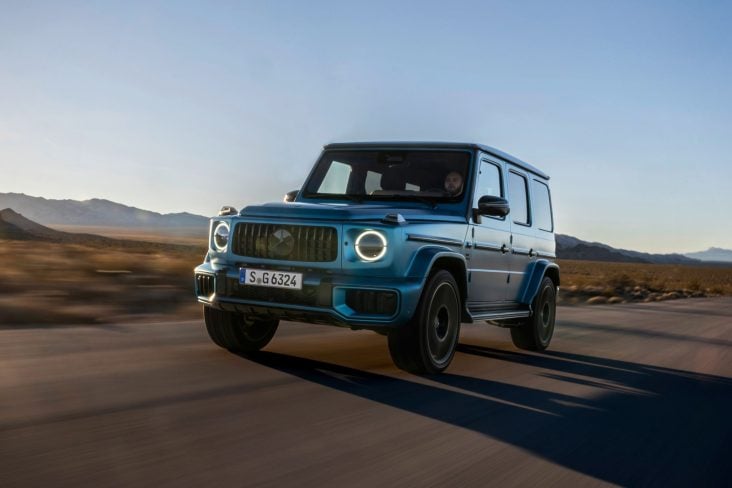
[2,1,731,253]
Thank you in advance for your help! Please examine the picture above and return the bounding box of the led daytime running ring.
[213,222,230,251]
[355,230,387,262]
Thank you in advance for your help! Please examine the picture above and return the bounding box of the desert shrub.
[0,239,204,325]
[557,259,732,301]
[608,273,634,291]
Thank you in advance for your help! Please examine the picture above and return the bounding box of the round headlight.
[355,230,387,262]
[213,222,230,251]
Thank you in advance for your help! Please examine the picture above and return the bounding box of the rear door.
[530,178,556,259]
[506,169,536,302]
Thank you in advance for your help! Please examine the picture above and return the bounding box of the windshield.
[302,150,471,202]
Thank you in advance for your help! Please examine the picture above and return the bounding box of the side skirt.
[466,304,531,327]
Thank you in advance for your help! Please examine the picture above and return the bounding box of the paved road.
[1,298,731,487]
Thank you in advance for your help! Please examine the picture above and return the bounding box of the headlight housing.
[355,230,387,262]
[213,222,230,251]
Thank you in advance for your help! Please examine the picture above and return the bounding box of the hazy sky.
[2,1,731,253]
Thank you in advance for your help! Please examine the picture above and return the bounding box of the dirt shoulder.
[0,239,205,326]
[557,259,732,305]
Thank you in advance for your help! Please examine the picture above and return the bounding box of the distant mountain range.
[555,235,708,265]
[1,192,730,263]
[0,208,201,253]
[0,208,116,244]
[556,236,731,264]
[0,192,208,228]
[684,247,732,262]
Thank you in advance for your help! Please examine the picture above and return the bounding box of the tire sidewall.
[204,306,279,352]
[242,319,279,344]
[532,277,556,349]
[417,270,461,373]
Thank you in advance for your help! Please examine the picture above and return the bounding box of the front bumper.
[193,262,423,330]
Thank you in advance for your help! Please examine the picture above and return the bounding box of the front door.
[467,159,511,308]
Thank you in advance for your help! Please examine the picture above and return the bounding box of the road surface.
[1,298,731,487]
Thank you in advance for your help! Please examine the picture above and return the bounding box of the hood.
[238,202,467,223]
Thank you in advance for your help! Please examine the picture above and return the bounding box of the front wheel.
[203,306,279,354]
[510,277,556,351]
[388,270,462,374]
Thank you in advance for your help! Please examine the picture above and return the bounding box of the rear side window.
[508,171,529,225]
[532,180,553,232]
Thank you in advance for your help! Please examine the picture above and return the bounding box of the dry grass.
[557,259,732,305]
[2,237,731,326]
[50,225,208,246]
[0,239,205,326]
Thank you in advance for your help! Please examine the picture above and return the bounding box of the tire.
[388,270,462,374]
[510,276,556,351]
[203,306,279,354]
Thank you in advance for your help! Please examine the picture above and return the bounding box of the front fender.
[406,246,468,309]
[406,245,466,277]
[518,259,560,305]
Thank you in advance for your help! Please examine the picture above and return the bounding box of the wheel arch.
[518,259,560,305]
[406,246,469,321]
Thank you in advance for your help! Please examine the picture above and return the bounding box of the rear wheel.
[388,270,461,374]
[510,277,556,351]
[203,306,279,353]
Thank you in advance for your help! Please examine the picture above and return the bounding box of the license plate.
[239,268,302,290]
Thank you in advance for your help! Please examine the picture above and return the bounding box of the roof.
[323,141,550,180]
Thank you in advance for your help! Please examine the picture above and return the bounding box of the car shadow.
[242,345,732,486]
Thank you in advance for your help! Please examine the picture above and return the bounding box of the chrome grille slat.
[296,226,303,261]
[195,274,214,297]
[305,227,311,261]
[317,227,323,261]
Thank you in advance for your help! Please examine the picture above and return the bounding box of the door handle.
[500,244,508,254]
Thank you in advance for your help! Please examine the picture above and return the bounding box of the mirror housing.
[218,205,238,216]
[476,195,510,217]
[284,190,299,203]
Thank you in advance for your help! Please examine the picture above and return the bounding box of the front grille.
[196,274,214,297]
[232,223,338,262]
[227,278,331,307]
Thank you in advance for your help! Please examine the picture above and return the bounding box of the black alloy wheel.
[510,276,556,351]
[388,270,462,374]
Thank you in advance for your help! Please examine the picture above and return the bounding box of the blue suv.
[194,142,559,374]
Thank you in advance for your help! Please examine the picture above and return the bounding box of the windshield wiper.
[302,193,365,203]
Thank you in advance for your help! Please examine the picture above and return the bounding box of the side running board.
[467,309,531,322]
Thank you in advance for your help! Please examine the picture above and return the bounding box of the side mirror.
[284,190,299,203]
[477,195,510,217]
[218,205,238,216]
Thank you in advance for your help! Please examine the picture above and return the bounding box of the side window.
[508,171,529,225]
[532,180,553,232]
[473,161,502,209]
[318,161,352,194]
